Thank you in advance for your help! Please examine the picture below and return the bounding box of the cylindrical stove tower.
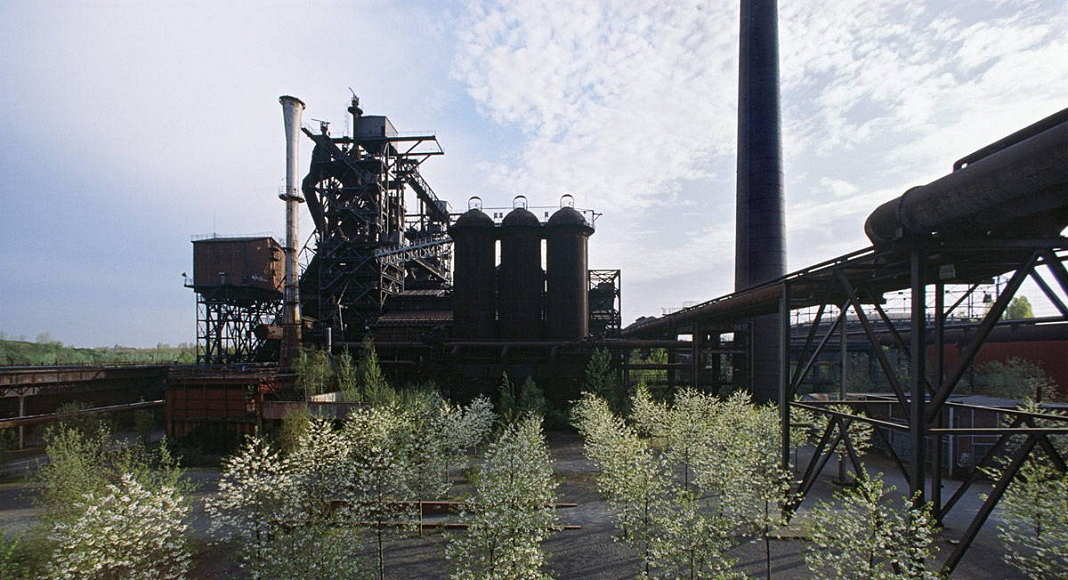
[498,197,543,339]
[545,200,593,340]
[450,198,497,339]
[736,0,785,401]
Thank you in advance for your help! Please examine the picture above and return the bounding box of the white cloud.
[819,177,859,198]
[455,0,1068,321]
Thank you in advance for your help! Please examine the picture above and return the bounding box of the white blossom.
[447,416,558,579]
[48,474,191,580]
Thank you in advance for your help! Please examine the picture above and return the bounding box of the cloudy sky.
[1,0,1066,347]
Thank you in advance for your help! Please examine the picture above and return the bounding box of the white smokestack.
[279,95,305,367]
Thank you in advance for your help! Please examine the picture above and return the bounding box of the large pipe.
[865,109,1068,247]
[279,95,306,367]
[736,0,785,401]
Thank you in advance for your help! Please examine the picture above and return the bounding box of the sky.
[1,0,1066,347]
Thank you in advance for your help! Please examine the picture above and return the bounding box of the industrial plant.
[2,1,1067,577]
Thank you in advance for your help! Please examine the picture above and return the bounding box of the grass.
[0,339,195,366]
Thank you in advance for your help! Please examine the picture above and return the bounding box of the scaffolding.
[588,269,622,337]
[195,288,280,365]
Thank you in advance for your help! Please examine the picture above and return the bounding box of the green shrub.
[133,409,155,443]
[972,357,1061,402]
[0,533,31,579]
[279,406,311,454]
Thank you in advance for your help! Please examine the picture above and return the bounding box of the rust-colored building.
[192,236,284,296]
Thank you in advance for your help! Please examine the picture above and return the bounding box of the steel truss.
[298,96,451,344]
[196,289,281,365]
[779,240,1068,575]
[588,269,622,337]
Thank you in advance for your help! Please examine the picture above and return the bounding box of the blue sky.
[1,0,1066,347]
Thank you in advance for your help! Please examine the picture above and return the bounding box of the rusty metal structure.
[588,269,622,338]
[0,365,169,448]
[297,95,451,346]
[188,235,284,364]
[615,3,1068,573]
[625,106,1068,574]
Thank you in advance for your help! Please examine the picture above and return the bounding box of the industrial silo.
[545,201,594,339]
[498,198,543,338]
[449,199,496,339]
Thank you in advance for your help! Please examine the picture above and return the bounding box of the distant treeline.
[0,338,196,366]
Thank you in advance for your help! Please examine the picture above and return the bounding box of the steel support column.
[692,323,704,389]
[909,245,927,502]
[932,282,945,515]
[838,303,848,482]
[779,282,791,470]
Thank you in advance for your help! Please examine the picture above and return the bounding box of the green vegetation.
[584,347,622,413]
[573,387,941,578]
[17,419,192,579]
[0,338,194,366]
[356,337,390,402]
[970,357,1063,402]
[1004,296,1035,320]
[496,373,548,426]
[987,402,1068,579]
[208,395,497,580]
[0,533,42,580]
[806,472,938,579]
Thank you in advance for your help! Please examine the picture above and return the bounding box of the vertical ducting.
[450,197,497,339]
[279,95,306,367]
[736,0,785,401]
[498,196,544,339]
[546,198,594,340]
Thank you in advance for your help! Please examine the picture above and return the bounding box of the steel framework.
[777,241,1068,575]
[299,95,451,345]
[624,239,1068,574]
[588,269,622,337]
[195,288,281,365]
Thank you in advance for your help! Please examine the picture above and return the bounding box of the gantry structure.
[625,107,1068,575]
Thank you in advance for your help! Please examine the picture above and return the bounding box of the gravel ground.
[0,432,1026,578]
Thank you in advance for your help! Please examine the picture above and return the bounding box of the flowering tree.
[258,525,368,580]
[434,396,496,484]
[990,402,1068,578]
[804,469,938,579]
[646,489,743,580]
[629,382,667,439]
[48,474,191,580]
[343,406,420,579]
[572,391,671,572]
[207,424,372,579]
[205,437,305,577]
[447,415,558,579]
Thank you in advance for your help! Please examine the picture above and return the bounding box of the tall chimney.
[279,95,306,368]
[736,0,785,401]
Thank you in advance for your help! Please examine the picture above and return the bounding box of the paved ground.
[0,432,1025,578]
